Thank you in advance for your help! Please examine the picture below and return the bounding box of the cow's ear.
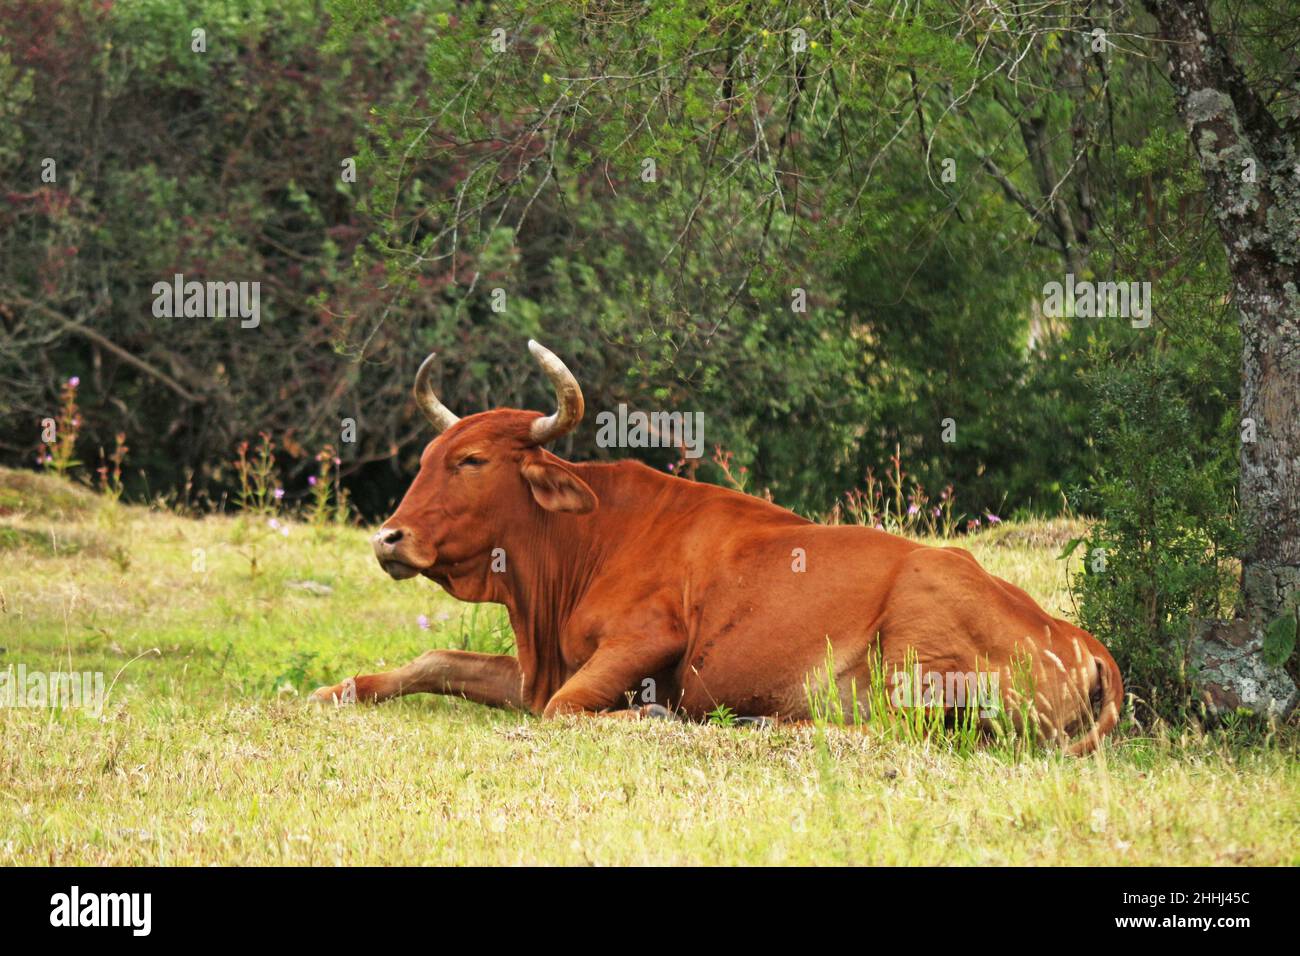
[520,459,598,514]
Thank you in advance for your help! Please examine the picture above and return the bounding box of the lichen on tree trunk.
[1145,0,1298,715]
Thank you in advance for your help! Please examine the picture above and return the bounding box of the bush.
[1069,352,1241,720]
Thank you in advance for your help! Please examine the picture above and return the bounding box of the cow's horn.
[413,353,461,433]
[527,339,584,445]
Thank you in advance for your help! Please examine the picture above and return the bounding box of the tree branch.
[12,296,207,404]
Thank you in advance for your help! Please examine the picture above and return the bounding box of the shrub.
[1069,352,1240,721]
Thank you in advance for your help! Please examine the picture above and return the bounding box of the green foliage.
[0,0,1258,545]
[272,650,320,696]
[1071,352,1241,720]
[837,170,1078,516]
[705,703,737,727]
[1263,612,1297,670]
[0,0,444,514]
[1068,120,1243,721]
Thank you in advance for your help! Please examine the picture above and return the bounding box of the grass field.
[1,467,1296,865]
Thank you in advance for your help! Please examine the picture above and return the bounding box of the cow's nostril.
[372,525,425,579]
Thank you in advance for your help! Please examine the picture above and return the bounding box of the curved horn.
[412,353,461,433]
[527,339,584,445]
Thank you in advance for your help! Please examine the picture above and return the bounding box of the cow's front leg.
[542,638,681,719]
[310,649,523,709]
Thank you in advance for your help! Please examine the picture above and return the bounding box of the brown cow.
[313,341,1123,754]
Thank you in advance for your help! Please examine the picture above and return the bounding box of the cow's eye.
[458,456,488,468]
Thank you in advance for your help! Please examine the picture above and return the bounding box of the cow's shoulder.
[564,580,689,668]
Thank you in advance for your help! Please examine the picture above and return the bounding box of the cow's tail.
[1066,646,1124,757]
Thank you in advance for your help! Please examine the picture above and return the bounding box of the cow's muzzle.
[372,526,427,580]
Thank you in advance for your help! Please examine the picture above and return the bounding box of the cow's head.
[372,341,598,582]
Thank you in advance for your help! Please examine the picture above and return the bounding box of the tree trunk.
[1144,0,1298,715]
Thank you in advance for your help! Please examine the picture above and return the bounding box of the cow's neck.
[495,497,615,710]
[488,461,671,710]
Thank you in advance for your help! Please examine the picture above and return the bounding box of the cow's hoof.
[639,704,676,720]
[734,715,774,729]
[309,677,357,706]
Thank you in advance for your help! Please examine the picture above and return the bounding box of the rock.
[286,580,333,597]
[1191,619,1297,716]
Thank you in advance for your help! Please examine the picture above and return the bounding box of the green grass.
[1,468,1296,865]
